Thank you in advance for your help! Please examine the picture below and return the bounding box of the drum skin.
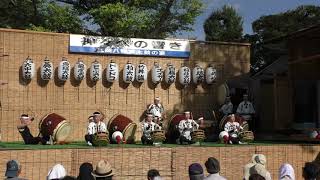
[108,114,137,144]
[39,113,72,143]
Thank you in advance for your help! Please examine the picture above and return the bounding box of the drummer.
[147,97,165,126]
[236,94,255,129]
[17,114,48,145]
[93,112,107,133]
[85,115,95,146]
[178,111,199,144]
[141,113,161,145]
[223,114,243,144]
[219,96,233,116]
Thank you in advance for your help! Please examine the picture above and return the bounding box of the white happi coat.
[148,104,164,118]
[178,119,199,140]
[142,121,161,138]
[236,101,255,120]
[87,121,107,134]
[220,102,233,115]
[224,121,242,135]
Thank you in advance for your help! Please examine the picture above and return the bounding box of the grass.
[0,140,316,150]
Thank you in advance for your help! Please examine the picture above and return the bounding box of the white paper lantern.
[90,60,102,81]
[123,63,135,83]
[135,63,147,83]
[151,63,163,84]
[74,60,86,81]
[40,58,53,80]
[179,65,191,86]
[164,64,176,84]
[58,58,70,81]
[106,61,119,82]
[206,65,217,84]
[192,64,204,84]
[22,57,35,80]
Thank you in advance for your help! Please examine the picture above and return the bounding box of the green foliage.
[60,0,202,38]
[248,5,320,72]
[204,5,243,42]
[0,0,83,33]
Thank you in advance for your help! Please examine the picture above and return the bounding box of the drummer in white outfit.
[236,94,255,129]
[93,112,107,133]
[85,115,96,146]
[148,97,165,126]
[223,114,243,144]
[178,111,199,144]
[219,96,233,116]
[141,113,161,145]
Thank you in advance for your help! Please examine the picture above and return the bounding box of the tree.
[204,5,243,42]
[0,0,83,33]
[56,0,203,38]
[248,5,320,72]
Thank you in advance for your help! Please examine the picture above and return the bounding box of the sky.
[177,0,320,40]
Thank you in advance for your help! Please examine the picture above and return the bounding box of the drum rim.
[122,122,137,140]
[53,120,71,142]
[38,113,52,130]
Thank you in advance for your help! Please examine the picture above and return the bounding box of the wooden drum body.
[239,131,254,142]
[191,129,205,142]
[39,113,72,143]
[151,130,166,143]
[93,133,109,146]
[107,114,137,144]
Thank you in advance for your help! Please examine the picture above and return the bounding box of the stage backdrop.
[0,29,250,142]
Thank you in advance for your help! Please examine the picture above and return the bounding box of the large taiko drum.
[39,113,72,143]
[219,114,248,131]
[107,114,137,144]
[166,113,194,143]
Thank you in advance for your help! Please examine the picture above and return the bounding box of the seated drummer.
[17,114,48,145]
[178,111,199,144]
[85,112,107,146]
[224,114,243,144]
[141,113,161,145]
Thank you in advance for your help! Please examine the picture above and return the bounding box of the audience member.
[62,176,76,180]
[249,174,265,180]
[244,154,269,180]
[204,157,226,180]
[5,160,27,180]
[147,169,162,180]
[303,162,320,180]
[47,164,67,180]
[188,163,204,180]
[91,160,114,180]
[250,164,271,180]
[77,162,94,180]
[279,163,295,180]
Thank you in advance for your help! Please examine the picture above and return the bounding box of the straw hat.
[91,160,114,177]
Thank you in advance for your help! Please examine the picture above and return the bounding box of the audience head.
[253,154,267,166]
[147,169,161,180]
[92,160,114,180]
[303,162,320,180]
[184,111,191,119]
[249,174,265,180]
[78,162,94,180]
[205,157,220,174]
[188,163,204,180]
[5,160,21,178]
[279,163,295,180]
[62,176,76,180]
[249,164,268,180]
[47,164,67,180]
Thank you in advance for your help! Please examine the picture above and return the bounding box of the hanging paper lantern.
[192,64,204,84]
[164,63,176,84]
[179,65,191,86]
[74,59,86,81]
[151,62,163,84]
[106,61,119,83]
[90,60,102,81]
[206,65,217,84]
[40,57,53,80]
[58,57,70,81]
[135,63,147,83]
[123,62,135,83]
[22,57,35,80]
